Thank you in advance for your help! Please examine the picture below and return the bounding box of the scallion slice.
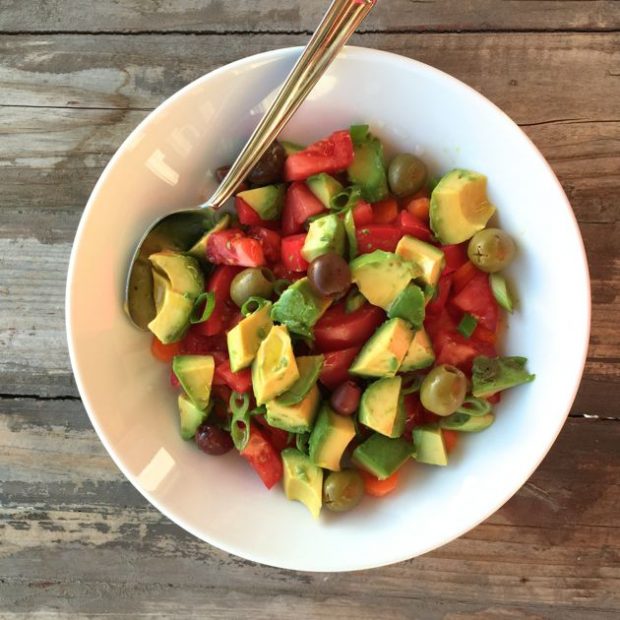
[489,273,514,313]
[190,292,215,324]
[457,312,478,338]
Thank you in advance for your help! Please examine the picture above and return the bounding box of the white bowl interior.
[67,47,590,571]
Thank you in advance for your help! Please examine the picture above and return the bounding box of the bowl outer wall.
[66,46,591,572]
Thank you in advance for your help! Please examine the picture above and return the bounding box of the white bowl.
[66,46,590,572]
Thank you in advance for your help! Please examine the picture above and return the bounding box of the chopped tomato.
[472,323,497,346]
[240,423,283,489]
[281,234,309,272]
[169,366,181,389]
[150,337,182,362]
[359,469,399,497]
[355,225,402,253]
[272,262,305,282]
[314,302,385,352]
[435,332,483,372]
[253,415,291,452]
[352,200,374,226]
[397,211,432,242]
[318,346,362,390]
[206,229,266,267]
[404,195,430,221]
[487,392,502,405]
[193,265,242,336]
[425,274,453,316]
[452,260,479,293]
[180,328,228,354]
[372,197,399,224]
[284,130,354,181]
[248,226,281,264]
[451,271,500,332]
[281,181,326,235]
[214,360,252,393]
[402,393,440,439]
[441,244,469,275]
[235,197,276,227]
[442,429,459,454]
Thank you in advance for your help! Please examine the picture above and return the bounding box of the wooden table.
[1,2,619,617]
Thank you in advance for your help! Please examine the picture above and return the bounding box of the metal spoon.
[125,0,376,329]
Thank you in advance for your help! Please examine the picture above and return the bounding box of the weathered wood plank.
[1,399,619,616]
[0,0,618,33]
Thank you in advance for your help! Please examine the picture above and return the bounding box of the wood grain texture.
[1,398,619,617]
[0,0,618,33]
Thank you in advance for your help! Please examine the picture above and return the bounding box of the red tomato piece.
[442,429,459,454]
[281,182,327,235]
[397,211,433,242]
[318,346,362,390]
[441,244,469,275]
[451,271,500,332]
[486,392,502,405]
[372,197,399,224]
[281,234,310,272]
[425,274,453,316]
[253,415,291,452]
[352,200,374,226]
[169,366,181,389]
[401,392,440,439]
[248,226,281,264]
[235,197,273,227]
[272,263,305,283]
[435,332,483,373]
[150,337,182,362]
[213,359,252,393]
[206,229,266,267]
[193,265,242,336]
[180,327,228,354]
[403,195,430,221]
[240,423,283,489]
[314,302,385,352]
[359,470,399,497]
[284,130,354,181]
[355,225,402,254]
[452,260,479,294]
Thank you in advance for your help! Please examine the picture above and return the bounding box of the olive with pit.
[230,268,274,308]
[329,381,361,416]
[388,153,428,197]
[420,364,467,416]
[307,252,351,298]
[247,141,286,186]
[195,424,234,455]
[467,228,516,273]
[323,469,365,512]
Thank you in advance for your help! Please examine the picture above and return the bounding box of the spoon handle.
[204,0,376,209]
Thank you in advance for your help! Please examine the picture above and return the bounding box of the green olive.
[230,268,274,308]
[420,364,467,416]
[388,153,428,197]
[323,470,365,513]
[467,228,516,273]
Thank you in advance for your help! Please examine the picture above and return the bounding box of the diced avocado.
[306,173,344,208]
[172,355,215,409]
[345,288,365,314]
[352,433,412,479]
[276,355,324,406]
[178,392,210,440]
[236,184,285,221]
[266,384,321,433]
[395,236,445,288]
[412,426,448,466]
[343,208,357,260]
[301,213,345,263]
[148,273,194,344]
[440,412,495,432]
[227,303,273,372]
[387,283,425,328]
[472,356,535,398]
[400,327,435,372]
[251,325,300,405]
[350,318,414,378]
[309,405,356,471]
[281,448,323,519]
[359,376,405,438]
[187,214,230,262]
[149,250,204,299]
[271,277,332,338]
[279,140,304,156]
[347,129,389,203]
[350,250,421,310]
[430,169,496,244]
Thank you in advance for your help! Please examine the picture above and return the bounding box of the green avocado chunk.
[395,236,445,288]
[350,318,414,378]
[359,376,405,438]
[430,169,496,244]
[172,355,215,410]
[347,128,389,203]
[412,425,448,466]
[343,208,357,260]
[440,412,495,432]
[266,384,321,433]
[301,213,346,263]
[236,184,285,221]
[352,433,412,479]
[281,448,324,519]
[306,173,344,208]
[271,278,332,338]
[309,405,356,472]
[387,283,425,328]
[149,251,204,298]
[177,392,210,440]
[399,327,435,372]
[471,356,535,398]
[276,355,324,406]
[227,303,273,371]
[279,140,304,156]
[350,250,421,311]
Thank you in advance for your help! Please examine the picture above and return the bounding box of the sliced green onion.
[401,375,423,395]
[489,273,514,312]
[330,185,361,211]
[229,391,249,418]
[350,124,370,144]
[230,391,251,451]
[249,405,266,417]
[190,291,216,324]
[240,296,269,317]
[457,313,478,338]
[440,412,495,432]
[296,432,310,455]
[344,208,358,260]
[273,279,291,296]
[456,395,492,417]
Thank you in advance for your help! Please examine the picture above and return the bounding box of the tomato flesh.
[206,229,266,267]
[240,423,283,489]
[319,346,362,390]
